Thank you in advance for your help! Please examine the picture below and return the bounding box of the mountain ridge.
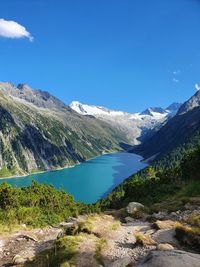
[134,89,200,162]
[70,100,181,144]
[0,82,128,177]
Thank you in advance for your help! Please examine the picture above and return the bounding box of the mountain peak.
[178,90,200,115]
[166,102,182,112]
[1,82,67,110]
[17,83,32,90]
[140,107,167,117]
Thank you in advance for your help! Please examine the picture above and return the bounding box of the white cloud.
[173,70,181,75]
[195,83,200,91]
[0,18,33,41]
[172,78,179,83]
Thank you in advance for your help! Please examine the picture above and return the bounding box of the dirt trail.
[0,227,61,266]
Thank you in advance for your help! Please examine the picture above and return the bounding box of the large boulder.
[126,202,144,215]
[152,229,179,246]
[136,250,200,267]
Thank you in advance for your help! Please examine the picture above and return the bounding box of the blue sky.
[0,0,200,112]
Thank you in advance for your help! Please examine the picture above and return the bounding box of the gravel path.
[104,221,156,265]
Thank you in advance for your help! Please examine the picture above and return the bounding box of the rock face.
[1,83,67,110]
[126,202,144,214]
[0,82,129,176]
[136,250,200,267]
[178,90,200,115]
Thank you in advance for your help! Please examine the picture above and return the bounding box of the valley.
[0,82,180,178]
[0,82,200,267]
[1,2,200,266]
[0,152,147,204]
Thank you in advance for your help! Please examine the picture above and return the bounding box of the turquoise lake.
[0,152,147,204]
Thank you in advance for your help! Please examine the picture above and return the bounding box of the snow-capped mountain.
[70,101,181,144]
[70,101,125,117]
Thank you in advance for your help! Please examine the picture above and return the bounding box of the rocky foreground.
[0,200,200,267]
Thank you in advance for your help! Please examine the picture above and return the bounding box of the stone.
[0,240,4,252]
[65,217,78,223]
[151,211,167,220]
[12,255,26,265]
[126,202,144,215]
[152,229,179,246]
[135,250,200,267]
[144,229,156,235]
[59,222,75,228]
[57,222,79,238]
[18,234,38,242]
[125,217,135,223]
[157,243,174,251]
[109,257,133,267]
[184,203,194,210]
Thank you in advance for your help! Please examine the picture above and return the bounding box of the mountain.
[140,107,167,116]
[0,83,67,110]
[0,82,128,177]
[0,82,182,177]
[70,101,181,144]
[166,102,182,112]
[177,90,200,115]
[135,91,200,161]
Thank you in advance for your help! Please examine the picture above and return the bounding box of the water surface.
[0,152,147,204]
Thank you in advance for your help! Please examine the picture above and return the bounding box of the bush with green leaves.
[0,181,100,227]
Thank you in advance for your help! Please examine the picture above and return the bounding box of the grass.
[78,214,120,238]
[110,221,120,231]
[0,223,23,235]
[152,220,177,230]
[134,232,157,246]
[149,180,200,213]
[178,180,200,198]
[175,222,200,252]
[186,215,200,227]
[95,238,107,265]
[0,167,12,178]
[78,220,93,234]
[26,235,82,267]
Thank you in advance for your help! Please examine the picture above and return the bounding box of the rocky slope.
[70,101,181,145]
[0,82,128,177]
[0,82,181,177]
[1,200,199,267]
[135,90,200,161]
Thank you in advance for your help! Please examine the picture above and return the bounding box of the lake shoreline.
[0,149,120,180]
[0,152,147,204]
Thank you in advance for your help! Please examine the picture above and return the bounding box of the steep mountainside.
[0,82,128,177]
[178,90,200,115]
[70,101,181,144]
[135,90,200,161]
